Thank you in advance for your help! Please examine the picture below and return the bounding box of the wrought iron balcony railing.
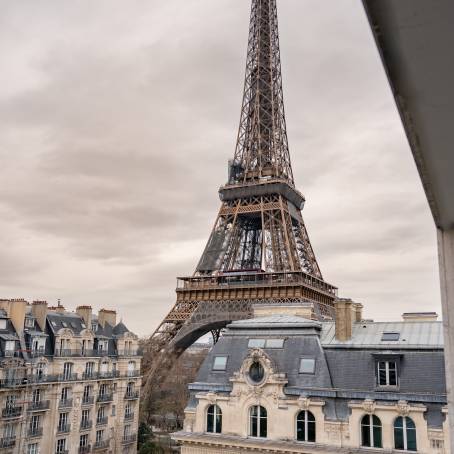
[93,440,109,450]
[78,446,91,454]
[122,434,137,444]
[28,400,50,411]
[124,412,134,421]
[96,417,108,426]
[96,394,113,403]
[81,396,94,406]
[2,406,22,418]
[80,420,93,431]
[0,437,16,448]
[58,399,73,409]
[57,424,71,434]
[124,390,139,400]
[27,427,43,438]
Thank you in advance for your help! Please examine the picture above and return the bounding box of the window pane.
[296,418,305,441]
[299,358,315,374]
[259,415,267,438]
[407,427,417,451]
[361,421,371,447]
[207,406,214,433]
[215,412,222,434]
[307,421,316,442]
[250,415,257,436]
[394,427,404,450]
[381,332,400,341]
[213,356,227,371]
[265,339,284,349]
[373,425,382,448]
[248,339,265,348]
[389,369,397,386]
[405,417,416,429]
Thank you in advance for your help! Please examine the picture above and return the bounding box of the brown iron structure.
[143,0,337,408]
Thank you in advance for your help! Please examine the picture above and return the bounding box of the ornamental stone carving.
[396,400,410,417]
[296,396,311,410]
[362,399,376,414]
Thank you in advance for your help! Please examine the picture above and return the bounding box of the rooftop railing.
[177,270,338,296]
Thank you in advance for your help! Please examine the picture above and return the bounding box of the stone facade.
[173,305,449,453]
[0,299,141,454]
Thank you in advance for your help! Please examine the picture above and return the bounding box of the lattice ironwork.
[142,0,337,417]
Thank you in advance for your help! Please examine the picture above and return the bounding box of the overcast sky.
[0,0,440,336]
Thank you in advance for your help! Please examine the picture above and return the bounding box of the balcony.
[55,349,80,357]
[82,372,96,380]
[98,371,119,379]
[124,391,139,400]
[59,399,73,409]
[27,427,43,438]
[96,417,108,427]
[80,420,93,431]
[117,349,141,357]
[55,451,69,454]
[122,434,137,445]
[124,412,134,421]
[93,440,109,450]
[57,373,78,382]
[2,406,22,418]
[126,370,140,378]
[0,437,16,448]
[81,396,94,406]
[96,394,113,403]
[57,424,71,434]
[78,445,91,454]
[28,400,50,412]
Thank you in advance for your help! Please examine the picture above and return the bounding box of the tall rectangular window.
[96,430,104,443]
[56,439,66,454]
[27,444,39,454]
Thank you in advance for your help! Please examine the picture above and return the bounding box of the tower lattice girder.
[142,0,338,415]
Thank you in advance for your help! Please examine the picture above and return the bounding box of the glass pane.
[407,428,417,451]
[215,413,222,433]
[405,417,416,429]
[265,339,284,349]
[250,406,258,417]
[379,369,387,385]
[394,416,404,428]
[259,406,267,418]
[394,427,404,450]
[373,425,382,448]
[213,356,228,371]
[307,411,315,422]
[299,358,316,374]
[307,421,316,442]
[296,419,304,441]
[361,422,371,447]
[259,416,267,438]
[248,339,265,348]
[250,415,257,436]
[389,369,397,386]
[249,362,265,383]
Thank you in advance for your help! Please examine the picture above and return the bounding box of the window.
[30,415,40,431]
[213,356,228,371]
[58,413,68,431]
[264,339,284,349]
[61,321,68,328]
[299,358,316,374]
[56,439,66,454]
[0,319,6,329]
[36,363,45,378]
[394,417,417,451]
[85,362,94,377]
[5,340,15,355]
[382,332,400,342]
[206,405,222,434]
[60,387,70,403]
[248,339,265,348]
[79,434,89,447]
[361,415,382,448]
[25,317,35,328]
[83,386,91,403]
[81,409,90,425]
[62,363,72,380]
[32,389,41,404]
[99,384,108,397]
[127,361,135,376]
[4,423,15,438]
[96,430,104,443]
[27,443,39,454]
[249,406,267,438]
[249,362,265,384]
[377,361,398,386]
[296,410,315,442]
[97,406,106,424]
[112,405,116,416]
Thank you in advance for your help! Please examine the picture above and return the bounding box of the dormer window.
[248,339,284,349]
[377,360,398,386]
[299,358,316,374]
[381,332,400,342]
[213,356,228,371]
[0,319,7,330]
[92,323,98,332]
[25,318,34,329]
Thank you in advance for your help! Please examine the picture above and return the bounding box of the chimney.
[335,298,354,342]
[353,303,364,323]
[32,301,48,331]
[9,299,28,335]
[402,312,438,322]
[76,306,92,328]
[98,309,117,328]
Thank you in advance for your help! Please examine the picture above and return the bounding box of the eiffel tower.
[143,0,337,411]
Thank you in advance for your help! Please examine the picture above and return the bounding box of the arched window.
[361,415,382,448]
[249,406,267,438]
[296,410,315,442]
[206,405,222,434]
[394,417,417,451]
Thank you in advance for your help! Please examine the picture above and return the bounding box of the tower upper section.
[230,0,294,186]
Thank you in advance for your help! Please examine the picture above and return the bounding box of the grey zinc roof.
[113,321,129,336]
[321,321,444,349]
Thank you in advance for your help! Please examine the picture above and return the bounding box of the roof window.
[213,356,228,371]
[381,332,400,342]
[299,358,316,374]
[248,339,284,349]
[61,321,68,328]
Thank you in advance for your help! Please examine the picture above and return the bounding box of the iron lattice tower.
[143,0,337,413]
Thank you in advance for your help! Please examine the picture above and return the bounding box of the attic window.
[264,339,284,349]
[61,322,68,328]
[248,339,265,348]
[70,322,77,329]
[92,323,98,331]
[51,321,57,327]
[213,356,228,371]
[0,320,6,330]
[299,358,316,374]
[381,332,400,342]
[81,323,86,329]
[25,318,34,328]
